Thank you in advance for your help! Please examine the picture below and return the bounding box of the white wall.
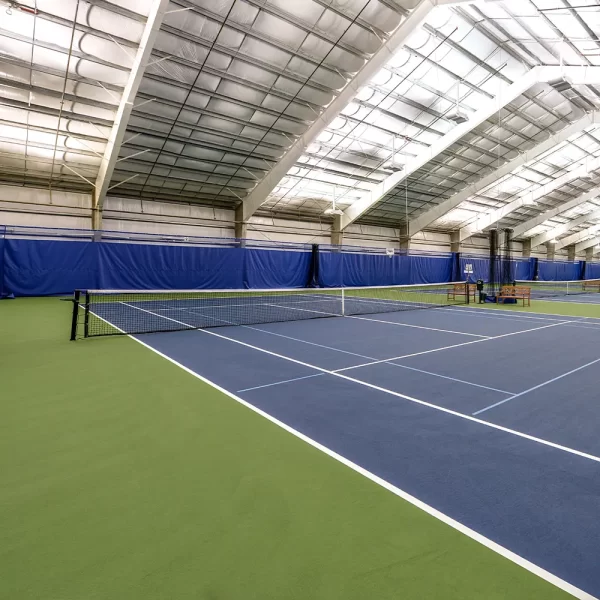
[0,185,589,258]
[0,185,91,229]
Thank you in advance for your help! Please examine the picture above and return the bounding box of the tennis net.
[70,282,473,339]
[516,278,600,299]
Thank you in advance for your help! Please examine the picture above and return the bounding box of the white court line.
[347,314,489,338]
[386,362,514,395]
[171,307,509,394]
[238,373,324,393]
[439,306,573,323]
[473,356,600,416]
[447,304,600,322]
[120,302,600,463]
[92,306,598,600]
[334,319,577,373]
[265,302,491,338]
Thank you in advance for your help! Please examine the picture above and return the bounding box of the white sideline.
[89,305,597,600]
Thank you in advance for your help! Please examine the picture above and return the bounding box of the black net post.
[70,290,81,341]
[488,229,499,298]
[307,244,320,288]
[84,291,90,339]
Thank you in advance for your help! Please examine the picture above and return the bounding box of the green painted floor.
[0,297,584,599]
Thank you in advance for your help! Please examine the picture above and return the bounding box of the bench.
[582,280,600,292]
[498,285,531,306]
[447,283,476,302]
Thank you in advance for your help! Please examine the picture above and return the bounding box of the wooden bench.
[498,285,531,306]
[447,283,476,302]
[582,280,600,292]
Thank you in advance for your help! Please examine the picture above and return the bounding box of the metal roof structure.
[2,0,600,252]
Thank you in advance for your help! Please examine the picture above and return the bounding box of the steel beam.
[530,209,600,249]
[577,237,600,253]
[236,0,477,223]
[93,0,170,229]
[511,185,600,239]
[459,156,600,242]
[408,112,600,236]
[340,66,600,231]
[555,225,600,250]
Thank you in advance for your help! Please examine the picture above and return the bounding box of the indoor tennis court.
[5,0,600,599]
[63,283,600,598]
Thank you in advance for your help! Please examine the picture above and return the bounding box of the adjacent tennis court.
[68,285,600,599]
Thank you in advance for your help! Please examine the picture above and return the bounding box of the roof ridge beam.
[459,155,600,242]
[236,0,477,223]
[408,112,600,236]
[340,66,600,230]
[93,0,170,226]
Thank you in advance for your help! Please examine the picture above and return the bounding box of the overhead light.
[550,238,558,243]
[581,172,593,180]
[447,111,469,124]
[522,197,536,205]
[548,78,572,93]
[386,164,404,173]
[324,207,343,215]
[324,185,343,216]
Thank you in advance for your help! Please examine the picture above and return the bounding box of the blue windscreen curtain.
[537,259,581,281]
[319,252,454,287]
[585,262,600,280]
[3,238,312,296]
[0,225,5,298]
[4,234,594,296]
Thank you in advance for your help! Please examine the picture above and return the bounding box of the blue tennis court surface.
[116,304,600,597]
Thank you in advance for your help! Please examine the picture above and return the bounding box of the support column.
[91,193,102,231]
[546,241,556,261]
[400,237,411,251]
[522,238,531,258]
[567,244,576,261]
[450,231,460,253]
[586,247,594,261]
[331,214,343,246]
[234,205,247,242]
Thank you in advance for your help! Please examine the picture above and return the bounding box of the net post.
[70,290,81,341]
[84,291,90,338]
[341,288,345,316]
[465,280,470,304]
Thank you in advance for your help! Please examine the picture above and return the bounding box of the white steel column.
[93,0,170,229]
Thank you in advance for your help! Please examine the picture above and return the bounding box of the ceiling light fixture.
[446,81,468,124]
[324,185,343,216]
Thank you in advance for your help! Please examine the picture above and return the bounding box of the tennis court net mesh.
[71,282,473,339]
[516,278,600,299]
